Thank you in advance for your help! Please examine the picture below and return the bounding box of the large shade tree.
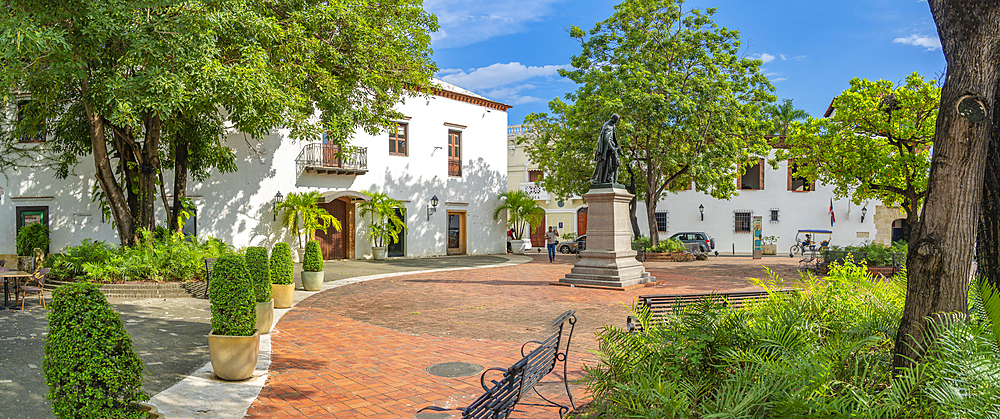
[781,73,939,237]
[893,0,1000,369]
[523,0,774,245]
[0,0,438,246]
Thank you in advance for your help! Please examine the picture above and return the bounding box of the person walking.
[544,226,559,263]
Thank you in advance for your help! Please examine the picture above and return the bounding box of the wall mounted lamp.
[861,206,868,223]
[699,204,705,221]
[272,191,284,221]
[427,195,439,221]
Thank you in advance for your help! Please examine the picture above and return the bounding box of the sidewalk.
[246,254,805,418]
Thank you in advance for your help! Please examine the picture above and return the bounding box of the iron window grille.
[770,209,780,223]
[734,210,752,233]
[655,211,668,232]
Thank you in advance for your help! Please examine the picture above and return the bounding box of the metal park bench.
[626,290,799,333]
[419,310,578,418]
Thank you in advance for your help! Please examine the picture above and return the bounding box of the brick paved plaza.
[246,254,804,418]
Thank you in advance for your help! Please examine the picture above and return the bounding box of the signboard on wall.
[752,216,763,259]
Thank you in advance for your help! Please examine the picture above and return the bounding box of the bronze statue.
[591,114,620,185]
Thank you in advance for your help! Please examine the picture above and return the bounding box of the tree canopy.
[0,0,438,246]
[781,73,938,226]
[522,0,774,244]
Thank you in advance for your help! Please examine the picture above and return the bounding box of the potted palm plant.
[270,242,295,309]
[275,191,341,261]
[301,240,324,291]
[207,255,259,381]
[493,190,544,255]
[357,191,406,260]
[245,246,273,334]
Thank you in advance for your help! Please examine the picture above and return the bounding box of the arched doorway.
[316,191,367,260]
[577,207,588,236]
[891,218,910,243]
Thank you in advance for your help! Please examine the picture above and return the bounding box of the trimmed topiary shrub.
[17,222,50,256]
[209,255,256,336]
[302,240,323,272]
[270,242,294,285]
[43,282,147,418]
[245,247,272,302]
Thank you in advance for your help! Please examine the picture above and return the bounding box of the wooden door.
[577,208,588,236]
[447,211,466,255]
[529,214,547,249]
[317,199,347,259]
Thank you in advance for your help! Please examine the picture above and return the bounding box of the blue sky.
[425,0,946,125]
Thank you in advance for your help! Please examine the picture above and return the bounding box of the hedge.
[43,282,147,418]
[209,255,256,336]
[270,243,294,285]
[302,241,323,272]
[17,222,49,256]
[245,247,272,303]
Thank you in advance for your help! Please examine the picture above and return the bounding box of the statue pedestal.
[558,187,653,289]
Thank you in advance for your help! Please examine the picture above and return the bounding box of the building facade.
[1,80,511,259]
[507,125,906,254]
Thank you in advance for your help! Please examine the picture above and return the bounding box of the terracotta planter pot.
[255,299,274,334]
[372,246,388,260]
[208,330,260,381]
[761,244,777,255]
[301,271,324,291]
[272,283,294,309]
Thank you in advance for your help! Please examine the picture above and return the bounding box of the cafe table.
[0,271,31,310]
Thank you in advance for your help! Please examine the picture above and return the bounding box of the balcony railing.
[296,143,368,175]
[448,157,462,177]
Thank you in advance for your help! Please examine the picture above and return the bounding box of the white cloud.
[780,54,787,60]
[438,62,568,91]
[425,0,563,48]
[771,77,787,82]
[893,34,941,51]
[482,84,544,105]
[751,52,776,63]
[437,68,464,75]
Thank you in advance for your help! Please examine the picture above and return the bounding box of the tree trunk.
[626,166,641,238]
[645,192,659,246]
[136,114,162,234]
[83,100,134,247]
[170,139,190,233]
[978,89,1000,290]
[893,0,1000,369]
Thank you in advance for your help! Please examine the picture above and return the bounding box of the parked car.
[557,235,587,254]
[668,232,715,252]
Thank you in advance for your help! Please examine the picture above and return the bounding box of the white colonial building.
[508,126,908,254]
[1,80,511,259]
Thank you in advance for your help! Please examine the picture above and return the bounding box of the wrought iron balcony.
[296,143,368,175]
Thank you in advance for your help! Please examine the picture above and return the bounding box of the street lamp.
[427,195,439,221]
[272,191,284,221]
[861,206,868,223]
[699,204,705,221]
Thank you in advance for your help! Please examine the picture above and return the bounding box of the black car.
[668,232,715,252]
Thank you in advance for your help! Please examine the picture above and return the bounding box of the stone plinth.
[559,187,653,289]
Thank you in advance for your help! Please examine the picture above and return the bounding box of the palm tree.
[356,191,407,248]
[493,190,545,240]
[276,191,342,249]
[767,98,810,136]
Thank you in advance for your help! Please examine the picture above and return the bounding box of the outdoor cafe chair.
[19,268,48,310]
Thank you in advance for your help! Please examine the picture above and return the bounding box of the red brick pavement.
[246,255,805,418]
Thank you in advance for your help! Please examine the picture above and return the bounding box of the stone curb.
[146,254,530,418]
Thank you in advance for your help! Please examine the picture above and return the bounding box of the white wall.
[636,157,883,254]
[1,90,509,258]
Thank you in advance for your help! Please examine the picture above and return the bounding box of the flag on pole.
[829,198,836,226]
